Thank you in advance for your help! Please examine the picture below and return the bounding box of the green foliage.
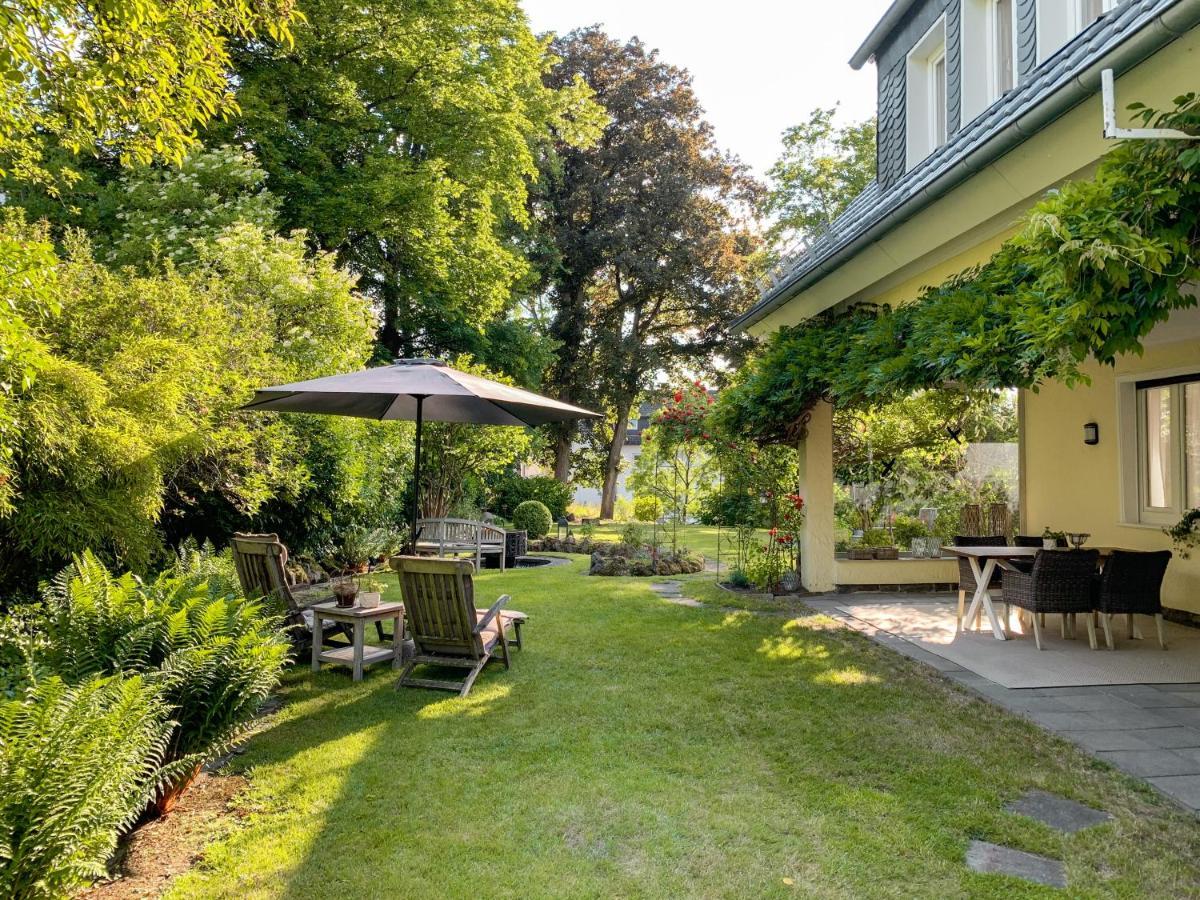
[1165,508,1200,559]
[38,552,289,774]
[172,539,240,598]
[620,523,647,549]
[891,515,930,550]
[488,473,571,520]
[764,106,877,248]
[0,674,171,899]
[719,97,1200,442]
[100,146,280,269]
[214,0,603,360]
[316,527,403,575]
[512,501,552,539]
[0,0,298,189]
[0,219,378,589]
[632,496,664,523]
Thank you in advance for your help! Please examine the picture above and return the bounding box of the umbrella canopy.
[242,358,600,551]
[243,358,600,426]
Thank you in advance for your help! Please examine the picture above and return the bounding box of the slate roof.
[736,0,1195,331]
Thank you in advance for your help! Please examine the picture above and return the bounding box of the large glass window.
[905,17,947,170]
[991,0,1014,95]
[1137,376,1200,520]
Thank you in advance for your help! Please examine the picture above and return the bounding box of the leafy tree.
[764,106,877,249]
[532,28,760,515]
[0,221,377,590]
[211,0,604,363]
[0,0,298,189]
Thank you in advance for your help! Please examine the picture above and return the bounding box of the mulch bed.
[81,773,249,899]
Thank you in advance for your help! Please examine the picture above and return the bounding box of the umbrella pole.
[410,394,426,554]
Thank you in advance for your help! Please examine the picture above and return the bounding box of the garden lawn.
[169,558,1200,899]
[585,522,764,564]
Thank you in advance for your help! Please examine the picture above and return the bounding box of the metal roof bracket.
[1101,68,1197,140]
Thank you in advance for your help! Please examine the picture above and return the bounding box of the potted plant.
[356,577,387,608]
[1165,508,1200,558]
[332,577,358,608]
[1042,527,1066,550]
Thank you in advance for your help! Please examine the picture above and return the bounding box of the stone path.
[649,581,703,607]
[809,596,1200,815]
[965,841,1067,888]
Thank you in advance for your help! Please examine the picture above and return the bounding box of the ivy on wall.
[718,96,1200,444]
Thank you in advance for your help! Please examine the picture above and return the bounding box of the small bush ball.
[513,500,553,538]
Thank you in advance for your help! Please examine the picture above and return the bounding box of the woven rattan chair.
[1094,549,1172,650]
[953,534,1007,632]
[231,532,352,649]
[389,555,514,696]
[1001,549,1100,650]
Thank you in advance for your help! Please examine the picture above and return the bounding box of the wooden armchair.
[231,533,350,649]
[389,556,514,696]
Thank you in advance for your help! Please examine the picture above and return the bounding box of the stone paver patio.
[808,594,1200,814]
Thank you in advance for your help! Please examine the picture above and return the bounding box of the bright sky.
[521,0,894,179]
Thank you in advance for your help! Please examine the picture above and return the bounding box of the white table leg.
[962,559,1007,641]
[311,610,323,673]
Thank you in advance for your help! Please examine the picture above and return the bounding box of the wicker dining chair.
[1001,549,1099,650]
[953,534,1006,632]
[1093,549,1172,650]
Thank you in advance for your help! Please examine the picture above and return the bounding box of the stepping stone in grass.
[649,581,702,607]
[1005,790,1113,834]
[966,840,1067,889]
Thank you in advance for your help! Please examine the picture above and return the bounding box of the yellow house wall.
[835,557,959,586]
[1022,334,1200,615]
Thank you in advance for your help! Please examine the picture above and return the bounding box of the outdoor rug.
[834,601,1200,689]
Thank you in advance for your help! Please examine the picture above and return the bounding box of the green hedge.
[512,500,553,538]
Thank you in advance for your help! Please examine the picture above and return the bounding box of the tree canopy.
[0,0,298,189]
[764,106,877,249]
[211,0,604,364]
[531,27,760,514]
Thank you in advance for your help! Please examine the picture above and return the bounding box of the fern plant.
[39,552,290,788]
[0,674,171,899]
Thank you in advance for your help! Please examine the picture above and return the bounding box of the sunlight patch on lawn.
[811,667,880,686]
[415,683,512,720]
[756,635,831,662]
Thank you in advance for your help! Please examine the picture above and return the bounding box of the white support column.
[798,400,836,593]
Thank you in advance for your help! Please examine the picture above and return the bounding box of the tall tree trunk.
[600,401,632,518]
[552,426,573,482]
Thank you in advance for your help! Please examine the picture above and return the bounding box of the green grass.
[169,558,1200,898]
[584,522,764,564]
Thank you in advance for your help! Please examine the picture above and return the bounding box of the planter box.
[847,548,874,560]
[873,547,899,560]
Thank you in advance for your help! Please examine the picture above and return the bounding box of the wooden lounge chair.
[231,532,352,649]
[389,555,515,696]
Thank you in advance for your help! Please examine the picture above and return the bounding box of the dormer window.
[905,16,948,171]
[1038,0,1120,64]
[961,0,1016,124]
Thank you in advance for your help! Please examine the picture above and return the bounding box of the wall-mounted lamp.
[1083,422,1099,445]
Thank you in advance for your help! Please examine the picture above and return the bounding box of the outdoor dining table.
[945,545,1119,641]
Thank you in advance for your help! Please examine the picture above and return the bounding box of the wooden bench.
[413,518,506,571]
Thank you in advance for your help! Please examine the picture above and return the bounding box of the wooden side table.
[311,601,405,681]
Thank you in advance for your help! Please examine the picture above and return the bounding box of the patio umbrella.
[242,358,601,548]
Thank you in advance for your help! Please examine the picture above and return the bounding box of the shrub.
[620,523,647,549]
[512,500,552,538]
[633,495,664,522]
[39,552,289,787]
[489,473,571,520]
[891,515,929,550]
[0,674,171,899]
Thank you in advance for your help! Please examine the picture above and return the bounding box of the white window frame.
[1118,368,1200,526]
[1037,0,1119,65]
[986,0,1016,98]
[905,16,948,171]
